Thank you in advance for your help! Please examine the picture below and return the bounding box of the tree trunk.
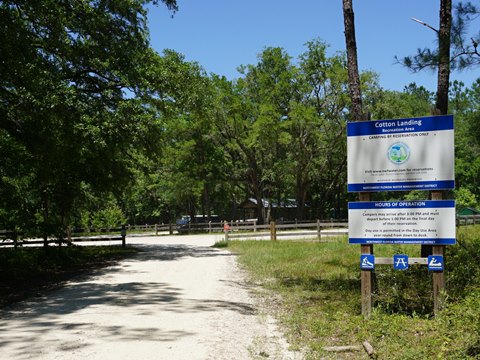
[424,0,452,258]
[342,0,363,121]
[435,0,452,115]
[42,192,49,248]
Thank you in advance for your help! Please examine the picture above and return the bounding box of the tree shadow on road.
[0,242,255,358]
[130,243,235,262]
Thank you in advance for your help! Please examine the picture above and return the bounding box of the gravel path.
[0,235,303,360]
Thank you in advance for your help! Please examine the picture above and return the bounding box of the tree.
[452,2,480,69]
[342,0,364,121]
[437,0,453,114]
[402,1,480,72]
[396,0,454,114]
[292,39,351,219]
[0,1,177,240]
[213,48,296,224]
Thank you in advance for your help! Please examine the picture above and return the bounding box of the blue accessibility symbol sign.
[428,255,444,271]
[393,254,409,270]
[360,254,375,270]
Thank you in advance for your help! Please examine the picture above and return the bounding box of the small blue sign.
[360,255,375,270]
[428,255,444,271]
[394,254,409,270]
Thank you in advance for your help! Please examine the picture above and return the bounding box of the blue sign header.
[347,115,453,137]
[348,200,455,210]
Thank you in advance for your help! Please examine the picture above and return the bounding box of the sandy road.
[0,234,302,360]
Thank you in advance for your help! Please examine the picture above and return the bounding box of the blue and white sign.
[360,254,375,270]
[347,115,454,192]
[394,254,409,270]
[428,255,444,271]
[348,200,456,245]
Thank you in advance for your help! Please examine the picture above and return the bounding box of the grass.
[0,245,139,308]
[226,229,480,359]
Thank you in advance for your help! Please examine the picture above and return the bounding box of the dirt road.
[0,235,302,360]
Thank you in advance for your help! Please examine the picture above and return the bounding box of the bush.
[89,205,127,230]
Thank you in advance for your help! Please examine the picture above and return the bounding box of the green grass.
[0,246,139,307]
[227,230,480,359]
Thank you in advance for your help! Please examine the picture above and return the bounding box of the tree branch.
[411,17,439,33]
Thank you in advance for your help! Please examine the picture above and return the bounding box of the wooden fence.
[0,227,127,248]
[456,215,480,225]
[224,220,348,241]
[0,215,477,247]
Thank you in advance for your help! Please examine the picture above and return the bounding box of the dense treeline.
[1,1,479,239]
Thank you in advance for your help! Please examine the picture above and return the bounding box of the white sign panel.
[347,115,454,192]
[348,200,456,245]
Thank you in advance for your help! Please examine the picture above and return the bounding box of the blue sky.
[146,0,477,92]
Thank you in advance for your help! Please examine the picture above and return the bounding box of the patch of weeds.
[212,240,229,248]
[374,265,433,316]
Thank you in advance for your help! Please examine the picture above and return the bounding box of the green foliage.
[0,1,177,236]
[2,0,480,238]
[403,190,430,201]
[447,225,480,299]
[89,205,127,230]
[455,187,478,209]
[212,240,229,248]
[369,83,433,120]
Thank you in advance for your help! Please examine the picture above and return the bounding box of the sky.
[146,0,478,92]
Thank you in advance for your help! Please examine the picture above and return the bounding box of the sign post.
[347,115,455,317]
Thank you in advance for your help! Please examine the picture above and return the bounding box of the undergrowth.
[0,246,139,307]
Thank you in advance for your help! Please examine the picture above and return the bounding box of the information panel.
[348,200,456,245]
[347,115,454,192]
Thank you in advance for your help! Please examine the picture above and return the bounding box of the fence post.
[317,219,321,241]
[121,225,127,247]
[209,221,212,234]
[169,222,173,235]
[155,224,158,236]
[224,221,230,241]
[253,220,257,232]
[13,231,18,250]
[270,221,277,241]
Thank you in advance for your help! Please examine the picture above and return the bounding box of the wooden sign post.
[359,192,372,317]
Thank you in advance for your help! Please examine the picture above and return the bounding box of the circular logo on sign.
[387,142,410,165]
